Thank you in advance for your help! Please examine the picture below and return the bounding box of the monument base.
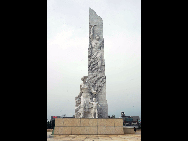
[54,118,124,135]
[123,126,136,134]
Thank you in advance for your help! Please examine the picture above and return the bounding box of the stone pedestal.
[54,118,124,135]
[123,127,136,134]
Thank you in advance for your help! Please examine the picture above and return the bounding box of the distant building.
[121,112,140,126]
[51,116,61,121]
[51,115,75,121]
[132,116,140,122]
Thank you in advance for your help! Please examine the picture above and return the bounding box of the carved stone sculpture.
[89,98,101,118]
[75,8,108,118]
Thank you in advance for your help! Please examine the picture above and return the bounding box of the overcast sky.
[47,0,141,121]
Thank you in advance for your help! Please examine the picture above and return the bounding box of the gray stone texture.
[75,8,108,118]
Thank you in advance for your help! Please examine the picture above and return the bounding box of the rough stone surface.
[53,118,124,135]
[72,127,98,135]
[98,126,124,135]
[55,118,81,126]
[80,118,98,126]
[123,127,136,134]
[75,8,108,118]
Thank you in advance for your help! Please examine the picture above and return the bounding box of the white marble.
[75,8,108,118]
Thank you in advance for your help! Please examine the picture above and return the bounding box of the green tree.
[52,120,55,129]
[47,121,50,129]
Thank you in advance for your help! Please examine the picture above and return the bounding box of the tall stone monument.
[75,8,108,118]
[53,8,124,135]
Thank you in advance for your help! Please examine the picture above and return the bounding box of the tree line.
[47,120,55,129]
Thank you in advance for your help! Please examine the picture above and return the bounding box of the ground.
[47,129,141,141]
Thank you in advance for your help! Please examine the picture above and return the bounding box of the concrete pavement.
[47,130,141,140]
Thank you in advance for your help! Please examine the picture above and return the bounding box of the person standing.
[134,127,136,132]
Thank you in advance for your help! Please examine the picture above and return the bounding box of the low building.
[51,116,61,121]
[121,112,140,126]
[132,116,140,122]
[138,119,141,123]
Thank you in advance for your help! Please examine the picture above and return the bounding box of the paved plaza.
[47,130,141,140]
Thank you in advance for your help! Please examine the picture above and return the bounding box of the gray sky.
[47,0,141,121]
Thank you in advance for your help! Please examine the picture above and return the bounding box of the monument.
[75,7,108,119]
[53,8,124,135]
